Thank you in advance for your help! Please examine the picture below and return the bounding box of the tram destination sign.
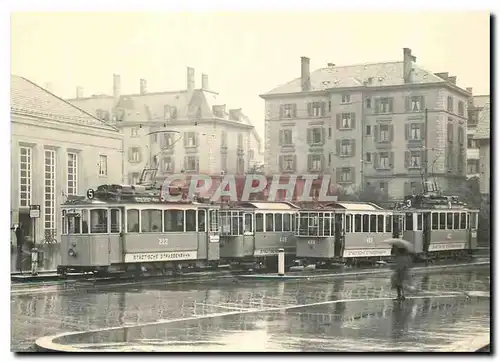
[124,251,198,263]
[343,249,392,258]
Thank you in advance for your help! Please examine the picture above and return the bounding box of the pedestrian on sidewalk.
[391,245,413,301]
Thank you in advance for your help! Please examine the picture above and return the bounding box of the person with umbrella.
[383,239,414,301]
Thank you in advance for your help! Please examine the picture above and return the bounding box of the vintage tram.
[395,191,479,260]
[218,202,299,270]
[295,201,398,267]
[57,184,220,276]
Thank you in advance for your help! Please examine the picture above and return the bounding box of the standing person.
[14,223,25,272]
[391,245,413,301]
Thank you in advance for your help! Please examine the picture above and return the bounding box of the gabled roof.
[11,75,118,131]
[261,61,446,96]
[474,102,490,140]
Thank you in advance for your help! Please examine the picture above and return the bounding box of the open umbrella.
[382,238,415,253]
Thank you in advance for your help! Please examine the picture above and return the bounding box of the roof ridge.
[315,60,402,70]
[14,75,119,132]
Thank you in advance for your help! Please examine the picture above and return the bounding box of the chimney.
[434,72,449,81]
[403,48,414,83]
[301,57,311,91]
[76,86,84,99]
[201,73,209,90]
[448,76,457,85]
[187,67,195,92]
[113,74,121,101]
[327,63,335,68]
[140,79,147,95]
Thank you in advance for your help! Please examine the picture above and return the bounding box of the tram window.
[417,214,423,231]
[446,213,453,230]
[244,214,253,233]
[164,210,184,232]
[209,210,219,232]
[471,213,478,229]
[110,209,120,233]
[377,215,384,233]
[186,210,197,232]
[460,212,466,230]
[140,209,162,233]
[81,209,89,234]
[431,213,439,230]
[362,215,369,232]
[324,213,331,236]
[220,212,231,233]
[405,213,413,231]
[345,214,352,233]
[370,215,377,233]
[354,215,362,232]
[385,215,392,233]
[439,213,446,230]
[283,214,291,232]
[299,214,308,235]
[275,213,283,232]
[266,213,274,232]
[255,213,264,232]
[453,213,460,230]
[198,210,206,232]
[127,209,139,232]
[90,209,108,233]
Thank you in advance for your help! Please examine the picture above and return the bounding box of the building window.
[408,123,423,140]
[366,125,371,136]
[467,160,479,174]
[67,152,78,196]
[237,157,245,174]
[19,146,32,208]
[221,131,227,147]
[308,154,323,171]
[249,149,255,161]
[410,182,418,195]
[378,152,390,169]
[447,121,454,142]
[184,132,197,147]
[162,157,174,172]
[131,127,139,137]
[129,147,141,163]
[280,155,296,172]
[379,181,388,194]
[44,149,56,233]
[467,135,478,149]
[282,104,294,119]
[308,102,325,117]
[280,129,293,145]
[378,98,393,113]
[458,101,465,116]
[99,155,108,176]
[447,96,454,112]
[308,127,324,145]
[339,167,352,182]
[337,113,355,129]
[365,152,372,163]
[405,151,422,169]
[378,124,390,142]
[184,156,198,172]
[366,98,371,108]
[341,94,351,104]
[129,172,140,185]
[340,139,353,157]
[409,96,423,112]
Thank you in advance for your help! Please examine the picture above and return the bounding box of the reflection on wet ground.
[12,266,490,352]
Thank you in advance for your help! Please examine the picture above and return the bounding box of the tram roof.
[234,202,299,210]
[335,201,384,211]
[297,201,384,211]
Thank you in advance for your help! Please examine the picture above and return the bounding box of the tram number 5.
[366,237,374,244]
[159,238,169,246]
[87,189,94,200]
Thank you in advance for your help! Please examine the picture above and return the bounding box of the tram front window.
[110,209,120,233]
[405,213,413,231]
[90,209,108,233]
[64,212,81,234]
[198,210,206,232]
[186,210,197,232]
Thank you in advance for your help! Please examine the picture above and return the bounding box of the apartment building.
[11,75,123,245]
[466,93,490,179]
[473,102,490,196]
[260,48,470,199]
[68,70,263,184]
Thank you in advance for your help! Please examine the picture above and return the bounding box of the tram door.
[206,209,220,261]
[242,212,255,255]
[393,214,404,238]
[422,212,431,253]
[334,213,344,257]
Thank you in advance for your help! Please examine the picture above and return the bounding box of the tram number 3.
[87,189,94,200]
[406,199,412,208]
[159,238,169,246]
[366,237,374,244]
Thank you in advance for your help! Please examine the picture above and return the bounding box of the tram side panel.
[427,211,471,253]
[253,212,297,258]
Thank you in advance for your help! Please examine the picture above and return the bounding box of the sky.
[11,11,490,137]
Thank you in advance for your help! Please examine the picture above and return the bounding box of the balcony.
[467,148,480,160]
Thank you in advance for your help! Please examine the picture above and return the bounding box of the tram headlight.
[68,248,77,257]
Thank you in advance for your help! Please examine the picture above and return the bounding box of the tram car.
[394,191,480,261]
[57,184,220,276]
[295,201,401,267]
[218,202,299,270]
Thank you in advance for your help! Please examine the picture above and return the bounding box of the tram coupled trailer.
[218,202,299,270]
[396,194,479,262]
[58,184,221,276]
[295,201,397,268]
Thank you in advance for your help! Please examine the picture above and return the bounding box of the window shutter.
[389,152,394,169]
[279,105,284,119]
[336,114,341,129]
[307,128,312,145]
[321,128,325,144]
[373,125,379,143]
[405,96,410,112]
[128,147,133,162]
[374,153,379,169]
[321,155,325,170]
[279,130,284,146]
[420,96,425,111]
[336,168,341,182]
[184,156,188,170]
[321,102,326,116]
[405,124,409,140]
[307,103,312,116]
[350,167,356,183]
[404,182,410,197]
[458,127,464,144]
[374,98,380,114]
[293,155,297,171]
[307,154,312,171]
[183,132,188,147]
[404,151,410,168]
[448,123,454,142]
[279,155,283,171]
[336,140,341,156]
[420,123,425,141]
[388,98,394,113]
[292,104,297,118]
[351,113,356,129]
[350,139,356,156]
[389,125,394,142]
